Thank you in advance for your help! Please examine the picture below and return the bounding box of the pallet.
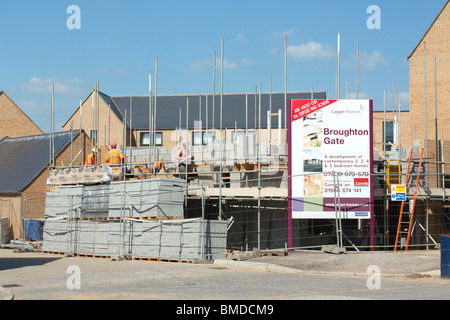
[131,256,189,263]
[259,249,288,256]
[41,250,65,256]
[58,216,184,222]
[41,250,190,263]
[129,216,184,221]
[41,250,111,259]
[75,253,112,259]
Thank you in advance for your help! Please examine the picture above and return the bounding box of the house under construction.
[1,1,450,259]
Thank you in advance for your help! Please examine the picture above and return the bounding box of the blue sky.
[0,0,447,132]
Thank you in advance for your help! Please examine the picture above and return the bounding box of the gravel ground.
[248,249,442,275]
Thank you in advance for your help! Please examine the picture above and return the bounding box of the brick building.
[408,0,450,184]
[0,130,91,240]
[0,91,43,139]
[62,89,327,165]
[402,0,450,247]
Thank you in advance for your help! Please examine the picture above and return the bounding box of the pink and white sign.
[288,99,374,219]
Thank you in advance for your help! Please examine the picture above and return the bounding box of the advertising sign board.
[288,99,373,219]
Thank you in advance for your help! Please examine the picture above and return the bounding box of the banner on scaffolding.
[288,99,374,219]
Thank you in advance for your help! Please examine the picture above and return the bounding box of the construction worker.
[105,142,124,165]
[152,159,164,174]
[175,141,191,180]
[86,148,98,166]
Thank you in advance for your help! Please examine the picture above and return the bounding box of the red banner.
[291,99,337,122]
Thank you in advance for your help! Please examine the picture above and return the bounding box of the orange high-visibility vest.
[154,161,162,170]
[106,149,124,164]
[85,154,96,166]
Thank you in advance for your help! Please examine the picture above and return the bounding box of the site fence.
[11,169,450,256]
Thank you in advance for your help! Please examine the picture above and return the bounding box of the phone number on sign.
[323,171,370,177]
[324,187,364,194]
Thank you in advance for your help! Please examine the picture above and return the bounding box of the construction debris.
[47,165,122,186]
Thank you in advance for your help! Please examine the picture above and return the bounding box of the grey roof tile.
[0,131,81,194]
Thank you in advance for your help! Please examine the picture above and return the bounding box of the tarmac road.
[0,248,449,301]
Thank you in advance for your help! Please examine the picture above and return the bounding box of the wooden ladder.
[394,149,424,252]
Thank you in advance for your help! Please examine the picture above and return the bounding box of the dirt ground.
[249,249,442,276]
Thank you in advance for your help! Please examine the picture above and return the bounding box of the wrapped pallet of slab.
[128,218,227,261]
[75,220,116,255]
[42,219,127,255]
[0,217,10,244]
[81,185,110,218]
[41,219,70,252]
[42,217,227,260]
[109,220,133,256]
[44,185,84,218]
[159,221,183,259]
[180,219,228,260]
[127,220,162,258]
[108,178,186,218]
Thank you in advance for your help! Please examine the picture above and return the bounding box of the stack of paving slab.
[108,178,185,218]
[44,185,84,218]
[127,218,227,260]
[44,178,185,219]
[42,178,227,260]
[41,218,227,260]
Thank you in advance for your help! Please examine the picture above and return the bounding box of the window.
[192,131,203,146]
[231,131,255,143]
[192,131,216,145]
[90,130,98,145]
[140,132,162,146]
[382,121,394,151]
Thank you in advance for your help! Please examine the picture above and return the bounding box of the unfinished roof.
[109,91,327,130]
[0,130,81,194]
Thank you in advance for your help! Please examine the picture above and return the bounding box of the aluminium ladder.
[394,149,424,251]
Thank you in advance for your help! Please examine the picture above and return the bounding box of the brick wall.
[0,92,43,139]
[372,111,411,156]
[63,91,129,149]
[409,2,450,182]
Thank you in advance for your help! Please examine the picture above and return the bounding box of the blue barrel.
[24,219,44,241]
[442,235,450,279]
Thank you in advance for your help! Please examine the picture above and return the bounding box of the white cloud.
[268,48,278,56]
[221,59,238,69]
[239,58,255,66]
[287,42,335,59]
[187,58,212,72]
[23,77,85,95]
[387,91,409,106]
[186,57,240,72]
[344,51,388,70]
[236,33,245,40]
[360,51,388,70]
[348,92,370,99]
[269,28,299,38]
